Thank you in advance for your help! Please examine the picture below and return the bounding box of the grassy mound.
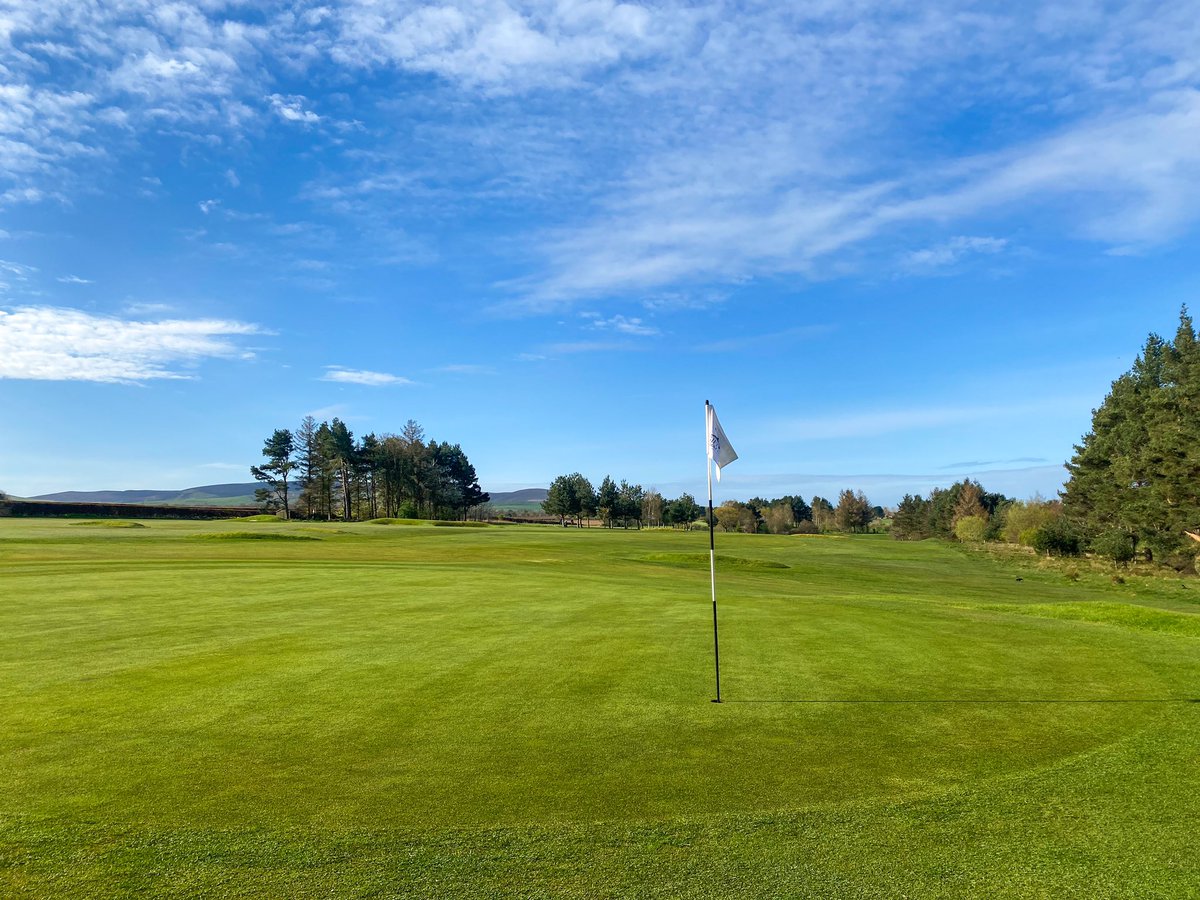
[226,514,282,522]
[191,531,319,541]
[638,551,789,569]
[432,520,488,528]
[365,517,427,526]
[68,520,147,528]
[66,520,146,528]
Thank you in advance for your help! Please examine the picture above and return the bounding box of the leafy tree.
[762,502,795,534]
[617,480,645,529]
[1030,518,1082,556]
[714,501,744,532]
[543,474,574,525]
[834,489,872,533]
[642,489,664,527]
[567,473,596,526]
[664,493,701,530]
[811,496,835,532]
[249,428,296,519]
[1001,497,1060,544]
[953,515,988,543]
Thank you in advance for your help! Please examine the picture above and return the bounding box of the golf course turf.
[2,518,1198,897]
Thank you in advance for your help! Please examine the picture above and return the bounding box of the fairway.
[2,519,1199,897]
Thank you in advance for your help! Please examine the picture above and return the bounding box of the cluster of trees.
[714,490,884,534]
[251,417,488,521]
[890,480,1131,563]
[891,480,1010,542]
[542,474,701,528]
[1062,307,1200,568]
[543,476,886,535]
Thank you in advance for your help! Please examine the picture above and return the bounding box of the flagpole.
[707,400,721,703]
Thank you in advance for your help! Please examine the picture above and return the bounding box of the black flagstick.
[707,399,721,703]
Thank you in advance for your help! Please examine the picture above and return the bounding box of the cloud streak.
[321,366,414,386]
[0,306,261,383]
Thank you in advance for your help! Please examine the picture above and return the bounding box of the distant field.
[1,519,1198,897]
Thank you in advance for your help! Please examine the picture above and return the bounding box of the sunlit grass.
[1,519,1197,897]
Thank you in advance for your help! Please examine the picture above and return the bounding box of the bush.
[396,500,419,519]
[953,515,988,543]
[1002,498,1061,543]
[790,520,819,535]
[1092,529,1136,564]
[1018,527,1040,547]
[1030,519,1082,556]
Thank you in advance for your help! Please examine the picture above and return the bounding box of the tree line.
[542,474,885,534]
[252,416,488,521]
[542,473,701,528]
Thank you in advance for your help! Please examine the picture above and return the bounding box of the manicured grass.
[1,519,1197,897]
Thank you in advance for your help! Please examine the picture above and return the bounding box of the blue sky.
[1,1,1198,505]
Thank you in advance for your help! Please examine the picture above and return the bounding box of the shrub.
[1002,498,1061,543]
[1030,519,1082,556]
[396,500,419,519]
[1092,529,1136,564]
[1018,527,1040,547]
[953,515,989,543]
[790,520,819,535]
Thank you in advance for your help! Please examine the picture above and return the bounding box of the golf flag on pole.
[706,403,738,481]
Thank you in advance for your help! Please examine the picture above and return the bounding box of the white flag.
[706,403,738,481]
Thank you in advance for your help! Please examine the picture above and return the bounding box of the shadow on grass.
[722,698,1200,704]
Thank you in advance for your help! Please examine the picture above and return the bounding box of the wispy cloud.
[321,365,414,386]
[55,274,93,284]
[268,93,320,125]
[0,305,261,383]
[900,236,1008,273]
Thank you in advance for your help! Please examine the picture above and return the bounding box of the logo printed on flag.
[706,403,738,481]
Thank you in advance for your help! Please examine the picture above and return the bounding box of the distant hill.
[488,488,548,507]
[33,483,269,507]
[31,483,548,509]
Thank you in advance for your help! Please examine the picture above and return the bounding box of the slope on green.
[0,519,1197,897]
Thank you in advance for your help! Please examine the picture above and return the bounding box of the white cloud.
[56,274,93,284]
[268,93,320,124]
[0,305,261,382]
[330,0,667,90]
[321,365,414,386]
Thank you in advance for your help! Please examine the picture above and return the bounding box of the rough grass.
[1,521,1198,897]
[226,514,282,522]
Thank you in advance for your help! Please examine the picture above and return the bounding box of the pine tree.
[249,429,296,519]
[1064,308,1200,565]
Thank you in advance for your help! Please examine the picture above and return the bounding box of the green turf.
[1,520,1197,897]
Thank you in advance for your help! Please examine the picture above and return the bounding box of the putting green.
[1,518,1197,896]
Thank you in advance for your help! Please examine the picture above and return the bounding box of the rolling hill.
[31,483,548,509]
